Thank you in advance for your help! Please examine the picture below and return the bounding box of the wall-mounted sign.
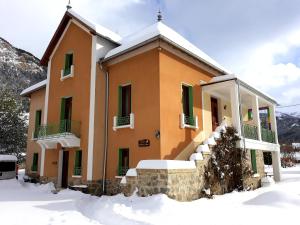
[138,139,150,147]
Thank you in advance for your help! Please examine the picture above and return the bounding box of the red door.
[211,97,219,131]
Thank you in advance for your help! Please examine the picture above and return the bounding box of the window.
[60,97,72,132]
[250,150,257,174]
[64,53,73,76]
[74,150,82,176]
[117,85,131,126]
[182,84,194,126]
[34,110,42,138]
[31,153,38,172]
[118,148,129,176]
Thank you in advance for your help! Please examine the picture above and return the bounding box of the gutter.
[98,58,109,194]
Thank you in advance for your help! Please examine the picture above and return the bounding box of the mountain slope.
[0,37,46,98]
[277,112,300,144]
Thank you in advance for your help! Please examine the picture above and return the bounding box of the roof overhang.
[103,35,227,75]
[20,80,47,97]
[201,74,278,105]
[40,10,121,66]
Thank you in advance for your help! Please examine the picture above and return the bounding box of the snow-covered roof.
[20,80,47,97]
[205,74,278,104]
[0,155,17,161]
[104,22,229,74]
[67,9,121,44]
[136,160,196,170]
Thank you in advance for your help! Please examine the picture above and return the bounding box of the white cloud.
[237,29,300,92]
[281,88,300,105]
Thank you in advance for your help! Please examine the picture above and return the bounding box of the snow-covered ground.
[1,166,300,225]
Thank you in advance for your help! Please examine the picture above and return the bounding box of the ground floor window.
[74,150,82,176]
[31,153,38,172]
[250,150,257,174]
[118,148,129,176]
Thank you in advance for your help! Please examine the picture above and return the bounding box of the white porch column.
[57,149,63,188]
[251,95,262,141]
[230,82,242,136]
[272,151,281,182]
[269,104,279,144]
[40,146,46,176]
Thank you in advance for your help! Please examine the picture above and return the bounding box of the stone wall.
[243,150,265,189]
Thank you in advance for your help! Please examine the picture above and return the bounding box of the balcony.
[243,123,258,140]
[261,127,276,143]
[34,120,81,148]
[113,113,134,131]
[35,120,80,139]
[180,113,198,129]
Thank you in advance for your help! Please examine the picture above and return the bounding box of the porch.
[202,74,281,181]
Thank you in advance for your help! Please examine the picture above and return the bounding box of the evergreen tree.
[204,127,251,195]
[0,88,27,162]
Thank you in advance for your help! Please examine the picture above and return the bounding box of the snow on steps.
[189,120,227,162]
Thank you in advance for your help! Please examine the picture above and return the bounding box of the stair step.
[203,137,216,146]
[189,152,203,161]
[196,144,210,153]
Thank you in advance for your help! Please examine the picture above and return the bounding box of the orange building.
[21,9,281,193]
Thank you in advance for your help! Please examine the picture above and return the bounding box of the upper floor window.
[117,84,131,126]
[63,53,73,76]
[33,110,42,138]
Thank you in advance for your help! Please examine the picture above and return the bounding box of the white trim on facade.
[87,35,97,181]
[43,60,51,124]
[40,146,46,176]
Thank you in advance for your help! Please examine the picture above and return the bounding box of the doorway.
[211,97,219,131]
[61,151,69,188]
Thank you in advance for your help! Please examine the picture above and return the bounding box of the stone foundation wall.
[243,150,265,189]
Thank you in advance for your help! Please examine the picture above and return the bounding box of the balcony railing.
[73,166,82,176]
[180,113,198,129]
[261,127,276,143]
[243,123,258,140]
[113,113,134,131]
[34,120,81,140]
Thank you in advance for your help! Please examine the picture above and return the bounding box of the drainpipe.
[98,58,109,194]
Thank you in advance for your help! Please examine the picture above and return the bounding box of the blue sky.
[1,0,300,114]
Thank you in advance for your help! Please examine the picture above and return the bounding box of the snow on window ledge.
[60,65,74,81]
[72,175,82,178]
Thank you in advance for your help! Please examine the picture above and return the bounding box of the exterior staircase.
[188,120,227,162]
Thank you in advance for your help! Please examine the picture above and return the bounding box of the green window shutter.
[74,150,82,175]
[64,54,73,76]
[118,86,122,117]
[248,109,253,120]
[60,98,66,121]
[250,150,257,173]
[32,153,38,171]
[188,86,194,117]
[118,149,123,176]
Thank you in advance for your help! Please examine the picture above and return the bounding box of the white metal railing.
[113,113,134,131]
[180,113,198,129]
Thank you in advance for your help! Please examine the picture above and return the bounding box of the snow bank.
[0,154,17,161]
[136,160,196,170]
[261,176,275,187]
[126,168,137,176]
